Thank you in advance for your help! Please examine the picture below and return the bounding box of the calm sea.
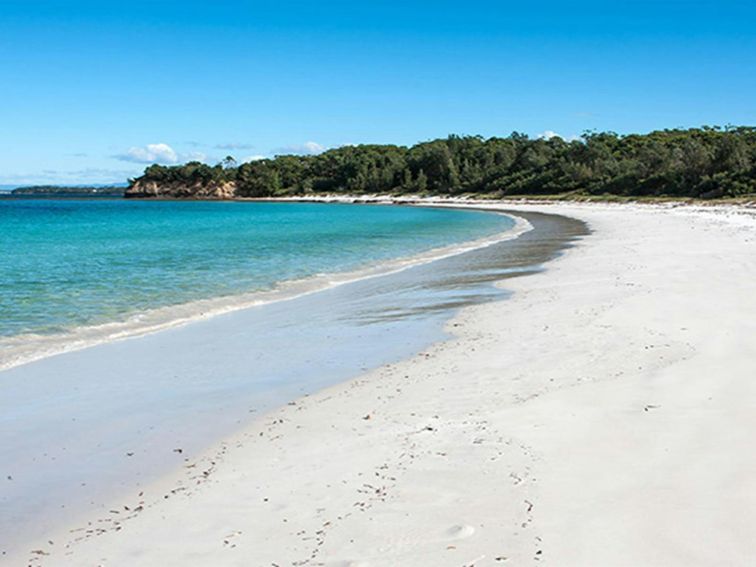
[0,199,514,365]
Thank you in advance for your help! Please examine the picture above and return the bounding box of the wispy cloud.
[113,143,221,165]
[275,141,326,156]
[215,142,256,150]
[114,143,179,164]
[183,151,210,163]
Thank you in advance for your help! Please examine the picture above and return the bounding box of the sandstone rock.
[125,180,238,200]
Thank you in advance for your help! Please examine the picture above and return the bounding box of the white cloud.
[538,130,561,140]
[241,155,267,163]
[276,141,326,156]
[302,141,325,154]
[113,144,223,165]
[115,143,179,164]
[538,131,582,142]
[111,140,327,167]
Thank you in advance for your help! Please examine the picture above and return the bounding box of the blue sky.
[0,0,754,185]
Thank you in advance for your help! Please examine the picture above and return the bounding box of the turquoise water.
[0,210,586,556]
[0,199,513,342]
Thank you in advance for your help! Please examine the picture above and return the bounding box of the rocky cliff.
[125,180,237,199]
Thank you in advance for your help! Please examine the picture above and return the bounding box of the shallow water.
[0,207,586,557]
[0,200,511,340]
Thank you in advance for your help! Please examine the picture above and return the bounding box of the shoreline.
[0,205,528,373]
[7,199,756,566]
[2,205,582,563]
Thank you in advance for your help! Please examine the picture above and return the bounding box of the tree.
[221,156,237,169]
[132,127,756,199]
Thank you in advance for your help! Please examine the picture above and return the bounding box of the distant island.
[10,185,125,197]
[126,126,756,201]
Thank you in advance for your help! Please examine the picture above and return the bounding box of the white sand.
[12,202,756,567]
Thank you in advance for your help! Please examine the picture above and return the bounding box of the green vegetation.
[140,160,237,186]
[131,127,756,200]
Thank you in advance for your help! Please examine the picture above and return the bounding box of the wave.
[0,212,531,372]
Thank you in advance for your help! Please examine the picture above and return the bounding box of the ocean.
[0,199,514,368]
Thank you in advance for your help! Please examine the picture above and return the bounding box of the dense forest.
[129,127,756,200]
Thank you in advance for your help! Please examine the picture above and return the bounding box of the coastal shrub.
[131,126,756,199]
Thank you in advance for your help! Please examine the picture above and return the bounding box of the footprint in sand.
[446,524,475,539]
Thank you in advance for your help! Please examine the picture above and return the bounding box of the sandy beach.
[8,200,756,567]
